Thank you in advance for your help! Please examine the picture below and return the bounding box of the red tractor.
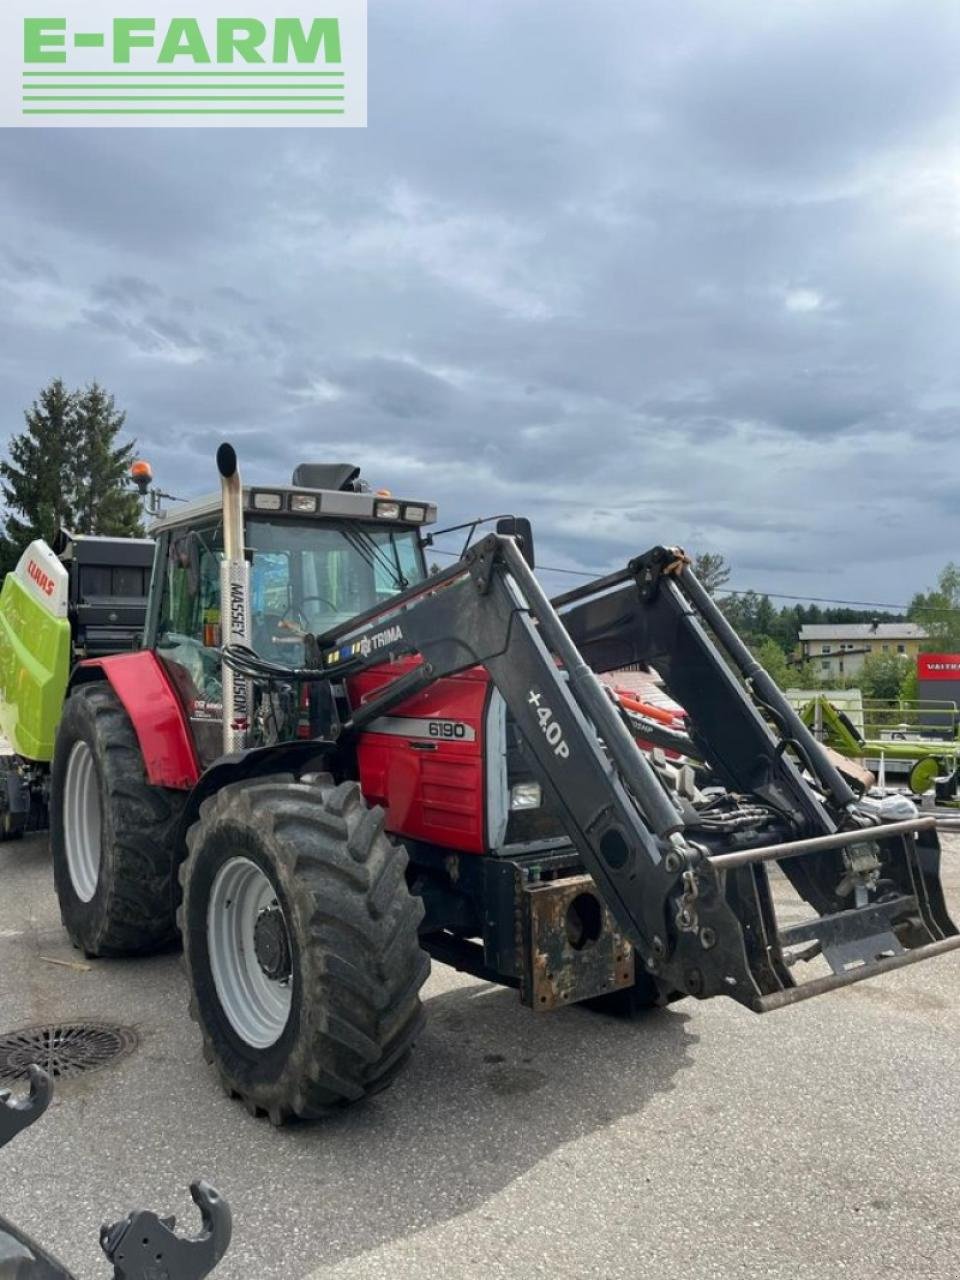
[28,445,958,1123]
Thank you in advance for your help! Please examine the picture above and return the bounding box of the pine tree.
[68,383,142,537]
[0,378,78,575]
[692,551,731,596]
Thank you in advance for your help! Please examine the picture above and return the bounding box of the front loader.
[5,443,955,1122]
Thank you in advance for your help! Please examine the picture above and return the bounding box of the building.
[796,622,928,679]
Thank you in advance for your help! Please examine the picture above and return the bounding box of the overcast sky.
[1,0,958,606]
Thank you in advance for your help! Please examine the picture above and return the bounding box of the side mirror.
[496,517,535,570]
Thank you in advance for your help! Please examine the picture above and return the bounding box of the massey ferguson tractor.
[0,444,957,1124]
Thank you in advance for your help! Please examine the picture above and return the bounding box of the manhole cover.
[0,1023,139,1083]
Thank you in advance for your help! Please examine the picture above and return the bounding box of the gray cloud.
[1,0,958,607]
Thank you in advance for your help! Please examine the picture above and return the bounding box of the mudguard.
[72,652,200,790]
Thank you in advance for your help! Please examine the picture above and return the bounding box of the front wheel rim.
[63,740,102,903]
[207,857,294,1049]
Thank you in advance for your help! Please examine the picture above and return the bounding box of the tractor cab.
[146,465,436,764]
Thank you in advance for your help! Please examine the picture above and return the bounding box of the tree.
[0,379,142,577]
[753,637,791,690]
[857,651,910,702]
[0,378,78,575]
[723,588,759,636]
[754,593,776,638]
[692,551,731,596]
[68,383,142,537]
[909,563,960,652]
[900,664,919,703]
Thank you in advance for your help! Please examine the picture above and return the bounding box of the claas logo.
[27,559,55,596]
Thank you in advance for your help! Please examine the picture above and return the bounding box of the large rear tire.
[50,683,186,956]
[179,775,430,1123]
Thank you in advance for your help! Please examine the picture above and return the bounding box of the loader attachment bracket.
[1,1066,232,1280]
[0,1063,51,1149]
[101,1181,232,1280]
[629,544,691,602]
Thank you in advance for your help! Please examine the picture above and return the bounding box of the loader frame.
[287,534,958,1012]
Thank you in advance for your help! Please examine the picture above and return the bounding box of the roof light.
[130,458,153,496]
[375,500,401,520]
[403,504,427,523]
[289,493,318,513]
[375,488,392,497]
[252,491,282,511]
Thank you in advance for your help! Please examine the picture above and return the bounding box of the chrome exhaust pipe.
[217,443,250,754]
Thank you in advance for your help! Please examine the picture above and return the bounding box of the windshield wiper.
[386,530,410,591]
[339,525,408,592]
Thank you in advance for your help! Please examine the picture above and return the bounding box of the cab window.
[156,517,427,667]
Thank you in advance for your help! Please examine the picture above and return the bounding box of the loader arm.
[305,535,958,1012]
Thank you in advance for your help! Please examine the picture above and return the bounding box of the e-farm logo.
[0,1,366,127]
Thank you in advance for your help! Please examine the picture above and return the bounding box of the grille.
[0,1022,139,1083]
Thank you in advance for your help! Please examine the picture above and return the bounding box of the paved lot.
[2,833,960,1279]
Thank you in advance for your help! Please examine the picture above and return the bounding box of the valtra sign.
[917,654,960,681]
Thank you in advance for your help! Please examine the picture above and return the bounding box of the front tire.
[179,776,430,1123]
[50,683,186,956]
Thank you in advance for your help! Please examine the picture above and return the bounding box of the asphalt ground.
[2,832,959,1280]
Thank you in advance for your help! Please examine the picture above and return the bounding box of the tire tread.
[180,776,429,1121]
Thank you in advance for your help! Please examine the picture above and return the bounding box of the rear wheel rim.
[63,740,102,903]
[207,857,293,1049]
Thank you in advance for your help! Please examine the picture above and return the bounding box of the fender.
[71,652,201,790]
[171,739,335,854]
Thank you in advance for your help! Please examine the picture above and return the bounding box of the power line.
[717,588,960,615]
[428,548,960,615]
[719,587,907,610]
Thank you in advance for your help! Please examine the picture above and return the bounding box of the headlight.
[289,493,318,513]
[252,491,282,511]
[375,500,401,519]
[509,781,542,810]
[404,504,427,522]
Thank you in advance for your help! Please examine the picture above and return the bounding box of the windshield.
[247,518,424,651]
[156,517,426,673]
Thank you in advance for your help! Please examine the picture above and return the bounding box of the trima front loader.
[3,444,957,1122]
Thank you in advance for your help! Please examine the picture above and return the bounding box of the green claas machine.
[0,528,153,836]
[797,693,960,799]
[0,443,958,1124]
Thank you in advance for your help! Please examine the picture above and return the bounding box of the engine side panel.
[350,659,490,854]
[0,542,72,762]
[74,651,200,789]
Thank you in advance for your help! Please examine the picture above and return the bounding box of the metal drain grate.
[0,1022,139,1083]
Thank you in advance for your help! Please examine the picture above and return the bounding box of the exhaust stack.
[217,443,250,754]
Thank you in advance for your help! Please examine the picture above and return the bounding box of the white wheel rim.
[207,857,293,1049]
[63,740,102,903]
